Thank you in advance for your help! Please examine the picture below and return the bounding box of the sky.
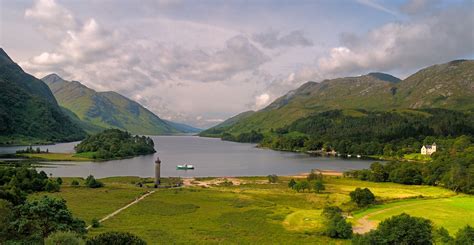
[1,0,473,128]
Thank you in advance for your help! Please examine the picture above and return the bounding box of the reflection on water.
[1,136,375,178]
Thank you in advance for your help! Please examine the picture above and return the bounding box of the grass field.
[18,152,92,161]
[31,176,473,244]
[352,196,474,234]
[403,153,432,161]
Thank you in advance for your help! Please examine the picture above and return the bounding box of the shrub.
[454,225,474,245]
[307,170,322,181]
[85,175,104,188]
[71,180,80,186]
[56,177,63,185]
[313,180,325,193]
[294,181,310,192]
[86,231,146,245]
[352,213,432,245]
[325,215,352,239]
[288,179,296,188]
[321,206,342,219]
[349,188,375,207]
[91,218,100,228]
[45,180,60,192]
[267,174,278,183]
[45,231,85,245]
[0,199,13,242]
[433,227,453,244]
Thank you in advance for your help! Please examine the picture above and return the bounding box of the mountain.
[0,48,86,145]
[200,110,255,136]
[205,60,474,135]
[42,74,194,135]
[164,120,202,134]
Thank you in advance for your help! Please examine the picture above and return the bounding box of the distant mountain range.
[201,59,474,136]
[0,48,85,145]
[42,74,200,135]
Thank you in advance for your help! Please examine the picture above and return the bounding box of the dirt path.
[182,177,253,187]
[86,190,155,230]
[352,202,425,234]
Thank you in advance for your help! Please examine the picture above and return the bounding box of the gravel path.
[86,190,156,230]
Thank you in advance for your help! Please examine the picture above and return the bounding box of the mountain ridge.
[0,48,86,144]
[201,59,474,136]
[42,74,197,135]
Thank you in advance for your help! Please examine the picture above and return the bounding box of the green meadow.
[352,196,474,234]
[31,176,473,244]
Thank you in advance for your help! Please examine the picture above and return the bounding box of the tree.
[267,174,278,183]
[352,213,433,245]
[86,231,146,245]
[349,188,375,207]
[85,175,104,188]
[454,225,474,245]
[288,179,296,189]
[0,200,14,243]
[71,180,80,186]
[321,206,342,219]
[45,231,85,245]
[369,162,388,182]
[321,206,352,239]
[307,170,322,181]
[299,181,310,192]
[91,218,100,228]
[433,227,453,244]
[45,179,60,192]
[325,215,352,239]
[313,180,325,193]
[56,177,63,185]
[11,196,86,239]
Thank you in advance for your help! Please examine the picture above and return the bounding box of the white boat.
[176,164,194,170]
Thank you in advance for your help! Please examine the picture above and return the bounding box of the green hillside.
[200,110,255,136]
[164,120,202,134]
[42,74,193,135]
[0,48,86,145]
[206,60,474,135]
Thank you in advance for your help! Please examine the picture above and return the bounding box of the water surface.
[1,136,375,178]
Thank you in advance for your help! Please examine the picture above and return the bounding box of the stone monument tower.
[155,157,161,186]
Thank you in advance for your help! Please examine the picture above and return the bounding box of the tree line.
[258,109,474,155]
[345,136,474,194]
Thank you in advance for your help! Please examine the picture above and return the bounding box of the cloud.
[25,0,77,40]
[255,93,270,108]
[20,0,272,128]
[400,0,439,15]
[317,5,474,77]
[252,30,313,49]
[356,0,399,17]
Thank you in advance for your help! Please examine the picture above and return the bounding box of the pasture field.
[32,176,473,244]
[352,196,474,234]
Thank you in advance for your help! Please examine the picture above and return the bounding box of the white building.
[421,143,437,155]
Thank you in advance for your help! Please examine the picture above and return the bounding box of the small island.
[75,129,156,160]
[16,129,156,161]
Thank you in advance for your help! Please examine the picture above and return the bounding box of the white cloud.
[253,30,313,49]
[317,6,474,77]
[20,0,272,128]
[255,93,270,108]
[25,0,77,40]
